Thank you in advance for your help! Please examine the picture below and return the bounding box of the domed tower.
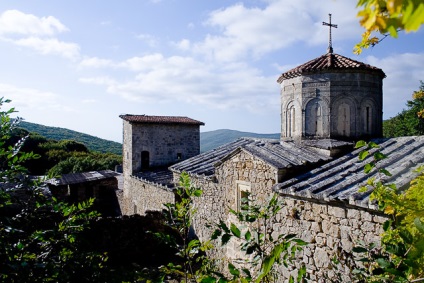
[277,15,386,142]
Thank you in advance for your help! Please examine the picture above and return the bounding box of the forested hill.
[18,121,280,154]
[19,121,122,155]
[200,129,279,152]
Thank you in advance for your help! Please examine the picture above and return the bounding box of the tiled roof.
[119,114,204,125]
[301,139,353,150]
[170,137,331,177]
[274,136,424,209]
[133,168,174,189]
[48,170,120,186]
[277,52,386,82]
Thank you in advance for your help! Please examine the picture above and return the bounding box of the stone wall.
[189,149,386,281]
[122,148,387,280]
[280,71,383,140]
[122,120,201,174]
[120,175,174,215]
[271,198,387,282]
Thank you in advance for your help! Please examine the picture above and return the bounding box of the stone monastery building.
[119,47,424,280]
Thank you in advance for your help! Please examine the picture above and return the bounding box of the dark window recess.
[141,151,149,170]
[177,153,182,160]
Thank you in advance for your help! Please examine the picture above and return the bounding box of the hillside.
[18,121,279,155]
[200,129,279,152]
[19,121,122,155]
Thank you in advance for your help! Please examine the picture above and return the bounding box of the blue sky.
[0,0,423,143]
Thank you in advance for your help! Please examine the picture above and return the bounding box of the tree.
[383,81,424,137]
[0,98,107,282]
[355,0,424,54]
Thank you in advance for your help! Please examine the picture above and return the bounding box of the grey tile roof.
[301,139,353,150]
[133,169,174,189]
[119,114,204,125]
[48,170,120,186]
[274,136,424,209]
[170,137,331,177]
[277,52,386,82]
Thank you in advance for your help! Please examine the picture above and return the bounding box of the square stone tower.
[277,52,386,141]
[120,115,204,175]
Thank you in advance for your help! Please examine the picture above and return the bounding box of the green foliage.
[355,0,424,54]
[48,152,121,176]
[155,172,214,282]
[211,193,308,283]
[0,98,107,282]
[352,140,424,282]
[7,127,121,175]
[383,81,424,137]
[19,120,122,155]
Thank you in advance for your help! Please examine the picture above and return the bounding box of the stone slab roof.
[301,139,353,150]
[274,136,424,209]
[119,114,204,125]
[170,137,331,177]
[48,170,120,186]
[277,52,386,82]
[133,168,174,189]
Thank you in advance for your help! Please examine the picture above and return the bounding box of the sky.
[0,1,423,143]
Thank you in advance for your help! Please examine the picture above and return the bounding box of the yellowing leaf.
[384,205,395,215]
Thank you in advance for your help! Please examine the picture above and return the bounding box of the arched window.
[361,101,374,134]
[305,98,327,137]
[286,103,296,137]
[337,102,351,136]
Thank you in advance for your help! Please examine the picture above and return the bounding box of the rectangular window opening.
[236,182,251,212]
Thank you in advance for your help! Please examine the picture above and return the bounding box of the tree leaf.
[228,263,240,277]
[230,223,241,238]
[352,246,368,253]
[201,276,217,283]
[364,163,375,173]
[414,217,424,233]
[355,140,367,148]
[379,168,392,176]
[359,150,369,160]
[245,230,251,241]
[221,234,231,246]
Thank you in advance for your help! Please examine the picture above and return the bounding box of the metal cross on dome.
[322,14,338,53]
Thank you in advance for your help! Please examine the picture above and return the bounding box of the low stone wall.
[120,175,174,215]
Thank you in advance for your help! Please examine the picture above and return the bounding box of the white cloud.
[0,83,66,113]
[14,37,80,59]
[136,33,158,47]
[79,53,278,112]
[79,76,116,85]
[0,10,79,59]
[174,39,191,51]
[365,52,424,118]
[82,99,96,104]
[190,0,360,62]
[119,54,165,71]
[0,10,68,36]
[80,57,115,68]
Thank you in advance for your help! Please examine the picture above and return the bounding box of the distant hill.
[200,129,279,152]
[18,121,279,155]
[19,121,122,155]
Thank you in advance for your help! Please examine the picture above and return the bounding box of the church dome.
[277,52,386,82]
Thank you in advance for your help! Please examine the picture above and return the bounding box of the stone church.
[118,45,424,280]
